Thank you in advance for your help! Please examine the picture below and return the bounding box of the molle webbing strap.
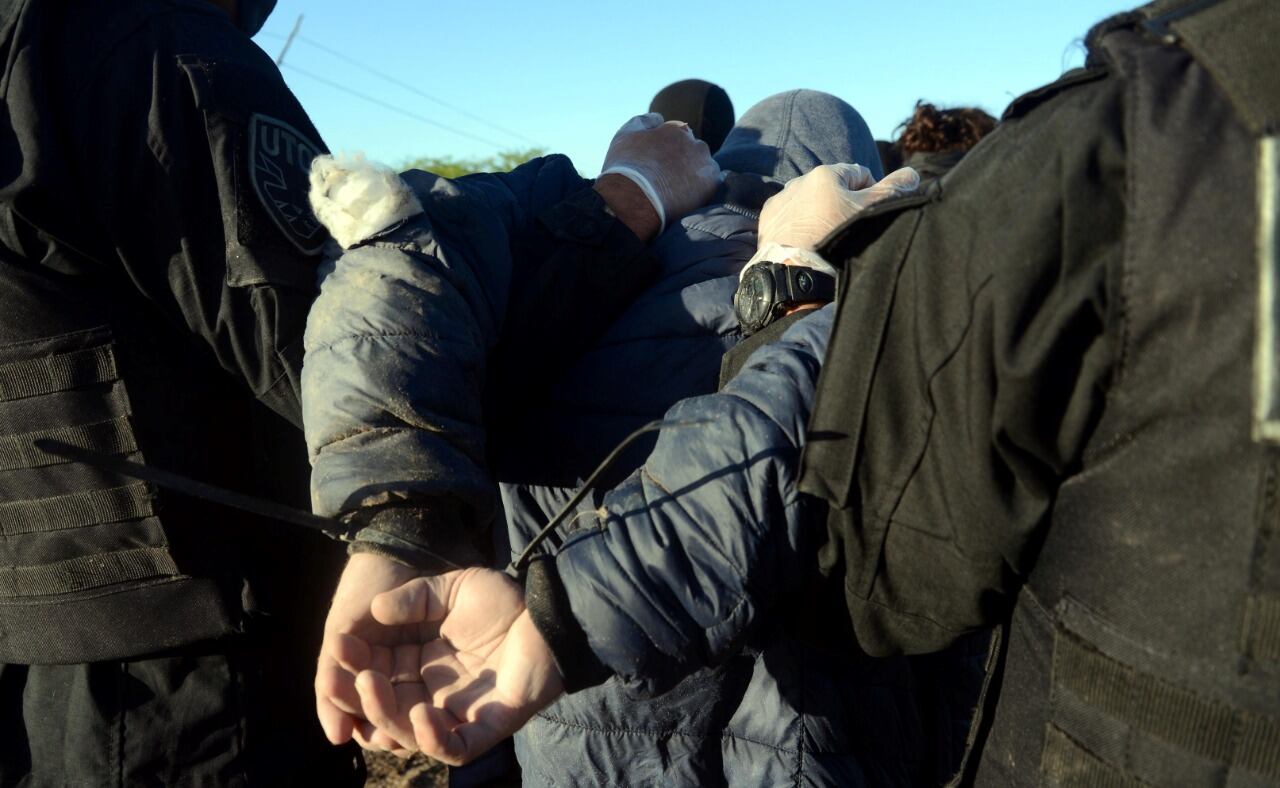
[1145,0,1280,136]
[1244,594,1280,663]
[1042,725,1148,788]
[0,483,153,535]
[1053,633,1280,780]
[1254,138,1280,443]
[0,547,178,598]
[0,344,117,402]
[718,309,809,388]
[0,417,136,472]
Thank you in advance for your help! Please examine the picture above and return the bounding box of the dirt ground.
[364,752,448,788]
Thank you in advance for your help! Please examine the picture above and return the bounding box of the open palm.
[354,567,565,764]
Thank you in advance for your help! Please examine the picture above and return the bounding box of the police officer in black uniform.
[797,0,1280,784]
[0,0,677,783]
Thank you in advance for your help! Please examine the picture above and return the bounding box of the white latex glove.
[759,163,921,249]
[600,113,722,235]
[744,164,921,276]
[310,154,423,249]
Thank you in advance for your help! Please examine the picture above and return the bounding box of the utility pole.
[276,14,303,67]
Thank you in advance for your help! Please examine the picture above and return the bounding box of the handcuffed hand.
[315,552,428,756]
[600,112,722,234]
[346,567,565,765]
[757,163,921,252]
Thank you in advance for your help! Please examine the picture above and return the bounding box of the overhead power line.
[260,28,541,148]
[295,35,542,147]
[281,63,507,148]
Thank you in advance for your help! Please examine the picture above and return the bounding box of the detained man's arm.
[354,307,836,764]
[303,154,596,751]
[525,306,835,693]
[306,118,722,571]
[307,119,721,752]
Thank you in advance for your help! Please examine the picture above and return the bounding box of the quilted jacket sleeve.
[525,305,835,691]
[303,155,644,568]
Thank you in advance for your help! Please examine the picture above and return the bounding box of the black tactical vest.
[0,0,326,665]
[968,2,1280,785]
[0,270,250,664]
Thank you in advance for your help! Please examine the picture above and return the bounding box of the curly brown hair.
[895,101,997,156]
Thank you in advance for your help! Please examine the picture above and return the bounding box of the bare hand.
[353,568,565,765]
[315,552,427,755]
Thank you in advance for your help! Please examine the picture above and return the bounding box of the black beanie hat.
[649,79,735,155]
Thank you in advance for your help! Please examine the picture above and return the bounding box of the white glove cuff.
[599,165,666,235]
[739,242,838,283]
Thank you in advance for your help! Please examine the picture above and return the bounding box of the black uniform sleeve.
[799,70,1128,655]
[72,13,328,427]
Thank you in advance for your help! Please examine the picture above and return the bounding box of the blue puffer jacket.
[304,156,586,517]
[304,153,661,563]
[510,304,926,787]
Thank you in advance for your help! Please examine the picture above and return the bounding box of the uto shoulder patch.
[248,113,326,255]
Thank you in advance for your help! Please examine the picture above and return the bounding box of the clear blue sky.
[253,0,1132,172]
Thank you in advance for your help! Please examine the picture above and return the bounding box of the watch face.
[734,267,776,333]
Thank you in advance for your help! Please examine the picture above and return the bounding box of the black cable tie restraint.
[506,418,711,578]
[33,439,468,571]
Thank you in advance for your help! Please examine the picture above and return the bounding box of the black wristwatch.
[733,262,836,336]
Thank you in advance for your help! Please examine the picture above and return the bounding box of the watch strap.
[782,264,836,304]
[739,242,839,282]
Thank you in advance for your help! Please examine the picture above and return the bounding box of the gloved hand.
[758,163,921,252]
[600,113,722,235]
[310,154,424,249]
[740,163,920,280]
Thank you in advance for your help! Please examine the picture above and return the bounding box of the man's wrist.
[782,300,823,317]
[523,557,611,693]
[593,173,661,242]
[343,500,486,573]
